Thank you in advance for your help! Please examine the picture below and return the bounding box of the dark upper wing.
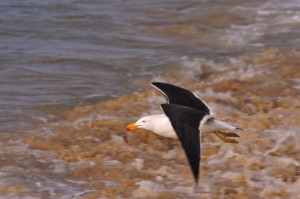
[152,82,211,115]
[161,103,207,184]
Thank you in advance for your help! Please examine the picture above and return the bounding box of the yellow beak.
[125,123,139,131]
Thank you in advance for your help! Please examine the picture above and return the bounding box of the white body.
[135,114,238,138]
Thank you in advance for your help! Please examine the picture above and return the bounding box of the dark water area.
[1,0,300,131]
[0,0,300,198]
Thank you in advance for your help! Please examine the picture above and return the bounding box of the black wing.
[152,82,211,115]
[161,103,208,184]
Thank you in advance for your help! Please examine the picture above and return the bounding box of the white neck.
[140,114,178,138]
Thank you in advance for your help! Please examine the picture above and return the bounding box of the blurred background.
[0,0,299,198]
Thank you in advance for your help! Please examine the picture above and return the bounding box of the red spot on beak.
[125,125,131,131]
[125,123,138,132]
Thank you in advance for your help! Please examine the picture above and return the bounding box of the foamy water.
[0,49,299,198]
[0,0,300,198]
[1,0,300,131]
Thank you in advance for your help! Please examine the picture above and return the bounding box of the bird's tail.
[211,119,243,132]
[207,119,243,143]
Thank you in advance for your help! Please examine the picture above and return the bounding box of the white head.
[125,115,156,132]
[125,114,178,139]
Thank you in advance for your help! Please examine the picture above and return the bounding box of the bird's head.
[125,116,153,132]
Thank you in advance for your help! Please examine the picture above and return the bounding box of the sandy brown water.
[1,0,300,132]
[1,0,300,198]
[0,49,299,198]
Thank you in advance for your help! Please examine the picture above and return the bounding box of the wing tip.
[151,81,173,88]
[151,81,162,86]
[192,170,200,185]
[195,177,199,185]
[152,82,170,103]
[151,82,159,89]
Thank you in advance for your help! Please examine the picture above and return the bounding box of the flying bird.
[125,82,242,184]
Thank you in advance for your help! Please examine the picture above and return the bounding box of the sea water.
[0,0,299,198]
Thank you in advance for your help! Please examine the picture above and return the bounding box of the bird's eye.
[142,121,146,123]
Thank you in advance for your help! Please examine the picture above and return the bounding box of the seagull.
[125,82,242,184]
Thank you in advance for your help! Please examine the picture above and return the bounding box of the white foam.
[103,157,123,167]
[162,148,180,160]
[72,113,119,129]
[133,180,166,197]
[111,135,125,144]
[130,158,144,170]
[264,131,294,156]
[155,176,164,182]
[223,24,266,46]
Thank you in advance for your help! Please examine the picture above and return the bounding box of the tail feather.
[212,119,240,131]
[202,119,242,134]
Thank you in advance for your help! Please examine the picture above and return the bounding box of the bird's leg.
[220,132,240,138]
[213,131,239,143]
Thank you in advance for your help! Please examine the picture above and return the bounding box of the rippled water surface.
[0,0,299,198]
[1,0,300,131]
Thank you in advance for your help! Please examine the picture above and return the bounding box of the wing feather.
[161,103,207,183]
[152,82,211,115]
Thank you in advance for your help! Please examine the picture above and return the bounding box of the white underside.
[140,114,238,139]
